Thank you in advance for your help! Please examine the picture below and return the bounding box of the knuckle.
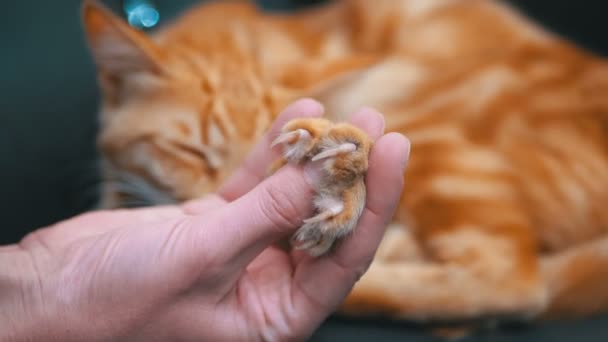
[258,182,303,233]
[171,218,227,280]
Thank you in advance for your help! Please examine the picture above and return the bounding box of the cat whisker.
[103,168,176,207]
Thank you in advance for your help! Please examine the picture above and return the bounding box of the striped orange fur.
[83,0,608,327]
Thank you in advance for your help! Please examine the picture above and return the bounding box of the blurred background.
[1,0,607,340]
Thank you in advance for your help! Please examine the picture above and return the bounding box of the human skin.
[0,99,409,341]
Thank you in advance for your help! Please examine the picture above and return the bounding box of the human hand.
[1,99,409,341]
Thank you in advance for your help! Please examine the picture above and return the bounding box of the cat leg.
[541,234,608,319]
[340,225,549,322]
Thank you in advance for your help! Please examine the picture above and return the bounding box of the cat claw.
[291,223,321,248]
[303,204,344,224]
[272,118,335,163]
[292,234,320,251]
[293,201,346,256]
[291,222,335,256]
[270,129,311,148]
[271,127,317,162]
[311,143,357,161]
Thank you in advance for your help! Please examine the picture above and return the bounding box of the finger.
[186,165,314,274]
[181,194,227,215]
[218,98,324,201]
[290,133,410,318]
[348,107,385,140]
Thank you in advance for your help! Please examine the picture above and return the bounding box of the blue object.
[124,0,160,28]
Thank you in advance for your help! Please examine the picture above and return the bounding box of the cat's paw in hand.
[271,118,333,163]
[272,118,373,256]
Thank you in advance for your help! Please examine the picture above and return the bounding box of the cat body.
[83,0,608,324]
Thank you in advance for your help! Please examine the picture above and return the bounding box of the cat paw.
[271,118,332,163]
[291,196,347,256]
[274,118,373,257]
[312,123,373,179]
[291,180,366,256]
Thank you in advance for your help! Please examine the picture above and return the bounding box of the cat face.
[82,1,287,206]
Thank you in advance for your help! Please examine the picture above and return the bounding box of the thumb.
[189,165,315,270]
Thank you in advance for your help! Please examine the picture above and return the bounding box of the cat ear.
[81,0,166,76]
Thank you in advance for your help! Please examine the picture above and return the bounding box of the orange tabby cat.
[82,0,608,326]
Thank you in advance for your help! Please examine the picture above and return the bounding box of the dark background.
[1,1,607,340]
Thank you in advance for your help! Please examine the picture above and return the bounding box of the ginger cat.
[82,0,608,328]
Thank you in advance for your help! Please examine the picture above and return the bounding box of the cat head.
[82,1,293,206]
